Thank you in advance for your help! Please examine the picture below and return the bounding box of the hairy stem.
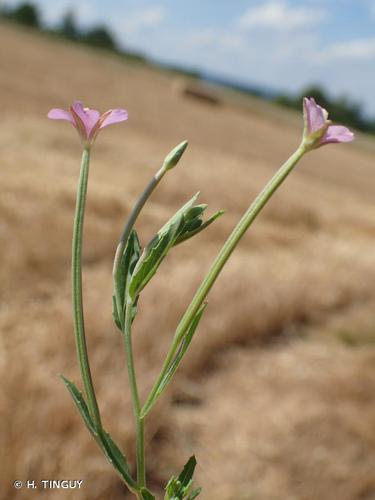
[72,147,102,428]
[143,144,307,416]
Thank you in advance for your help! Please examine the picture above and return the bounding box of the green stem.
[123,299,146,488]
[142,144,307,416]
[112,163,171,494]
[112,167,165,315]
[72,147,102,428]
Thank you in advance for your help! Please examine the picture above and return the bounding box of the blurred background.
[1,1,375,499]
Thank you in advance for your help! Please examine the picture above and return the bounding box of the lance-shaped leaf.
[128,193,223,302]
[128,215,183,301]
[156,192,200,236]
[140,487,156,500]
[178,456,197,489]
[113,230,141,328]
[98,430,138,491]
[128,194,201,301]
[187,488,202,500]
[61,376,98,437]
[61,377,138,492]
[141,303,207,418]
[164,456,201,500]
[174,208,224,246]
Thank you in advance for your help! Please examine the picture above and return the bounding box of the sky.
[4,0,375,115]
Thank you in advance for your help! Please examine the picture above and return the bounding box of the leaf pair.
[128,193,224,301]
[164,456,201,500]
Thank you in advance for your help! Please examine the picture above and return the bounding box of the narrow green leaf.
[113,230,141,325]
[61,376,97,436]
[112,295,122,330]
[187,487,202,499]
[178,456,197,489]
[141,304,207,418]
[128,214,184,300]
[163,457,200,499]
[175,210,225,245]
[128,193,219,301]
[99,430,138,490]
[140,487,156,499]
[156,193,200,236]
[164,476,180,499]
[184,204,207,221]
[61,377,138,491]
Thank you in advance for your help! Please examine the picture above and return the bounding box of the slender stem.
[123,299,146,488]
[113,167,165,277]
[112,168,165,316]
[72,147,102,428]
[143,144,307,415]
[112,164,169,493]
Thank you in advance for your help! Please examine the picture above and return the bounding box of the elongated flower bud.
[162,140,188,171]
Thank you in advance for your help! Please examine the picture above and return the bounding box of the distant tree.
[275,84,375,134]
[59,10,80,40]
[7,2,40,28]
[0,3,7,16]
[82,25,117,51]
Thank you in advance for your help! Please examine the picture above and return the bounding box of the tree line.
[275,87,375,135]
[0,1,145,59]
[1,2,374,134]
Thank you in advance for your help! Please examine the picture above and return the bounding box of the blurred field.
[1,23,375,500]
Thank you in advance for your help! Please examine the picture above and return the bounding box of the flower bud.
[162,140,188,171]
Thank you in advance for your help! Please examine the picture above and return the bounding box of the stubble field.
[1,23,375,500]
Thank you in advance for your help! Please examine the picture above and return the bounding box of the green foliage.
[128,212,184,301]
[61,376,138,491]
[58,10,79,40]
[141,303,207,418]
[164,456,201,500]
[4,2,40,28]
[175,207,224,245]
[81,25,118,51]
[61,376,97,436]
[128,194,223,301]
[113,230,141,329]
[275,85,375,134]
[140,488,156,500]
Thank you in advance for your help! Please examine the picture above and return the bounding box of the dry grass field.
[1,23,375,500]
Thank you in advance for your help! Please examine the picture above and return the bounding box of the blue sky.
[4,0,375,115]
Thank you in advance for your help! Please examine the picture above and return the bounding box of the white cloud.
[321,37,375,61]
[237,1,326,31]
[41,1,96,27]
[186,29,246,52]
[368,0,375,17]
[120,6,166,35]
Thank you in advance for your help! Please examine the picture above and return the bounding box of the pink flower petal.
[304,97,327,133]
[321,125,354,145]
[47,108,75,124]
[71,101,100,137]
[49,101,128,146]
[100,109,128,129]
[84,109,101,136]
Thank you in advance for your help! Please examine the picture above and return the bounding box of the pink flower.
[303,97,354,149]
[48,101,128,146]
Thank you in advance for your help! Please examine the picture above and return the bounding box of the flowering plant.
[48,98,353,499]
